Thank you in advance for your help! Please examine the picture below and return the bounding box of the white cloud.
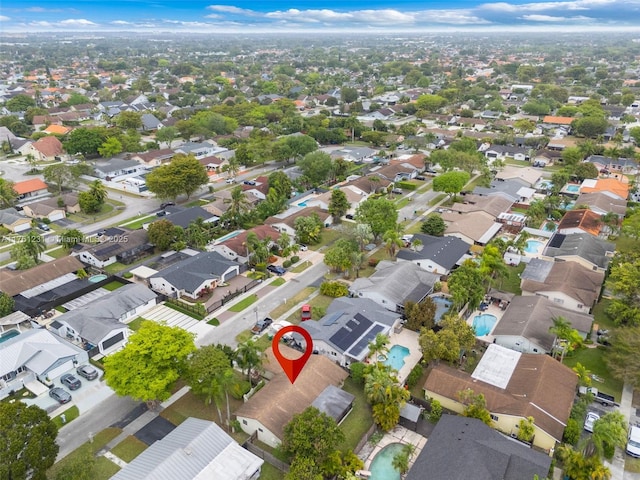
[521,14,592,21]
[422,10,491,24]
[206,5,259,16]
[480,0,621,12]
[265,9,353,23]
[29,21,53,27]
[205,13,222,19]
[60,18,97,26]
[0,15,9,21]
[111,20,132,25]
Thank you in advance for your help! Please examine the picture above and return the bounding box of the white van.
[627,426,640,457]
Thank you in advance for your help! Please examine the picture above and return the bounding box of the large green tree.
[419,314,476,364]
[147,219,182,250]
[364,364,410,431]
[10,230,45,267]
[432,171,470,201]
[421,214,446,236]
[404,299,436,331]
[295,213,323,245]
[6,94,36,112]
[0,291,15,316]
[605,254,640,326]
[59,228,84,251]
[0,178,18,208]
[63,127,109,156]
[297,151,334,187]
[606,326,640,386]
[0,402,59,480]
[328,188,349,221]
[354,197,398,241]
[104,321,196,408]
[324,238,359,273]
[43,163,77,194]
[447,261,486,310]
[146,154,209,200]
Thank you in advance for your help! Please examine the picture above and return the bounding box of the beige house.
[235,346,348,448]
[22,194,80,222]
[424,344,577,452]
[441,211,503,245]
[0,208,31,233]
[449,194,514,219]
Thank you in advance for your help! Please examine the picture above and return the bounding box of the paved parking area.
[141,304,199,330]
[22,365,112,415]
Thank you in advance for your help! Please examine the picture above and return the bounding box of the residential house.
[520,258,605,313]
[575,191,627,218]
[556,209,603,237]
[494,166,542,188]
[330,146,378,163]
[542,115,574,127]
[241,176,270,200]
[491,296,594,354]
[111,418,263,480]
[344,174,393,194]
[72,228,153,268]
[484,145,530,162]
[13,178,49,201]
[28,136,64,162]
[140,113,162,131]
[131,148,175,166]
[265,206,332,238]
[160,206,219,230]
[441,211,503,246]
[198,155,228,174]
[0,207,31,233]
[209,225,280,264]
[175,141,219,159]
[405,415,552,480]
[449,194,514,219]
[304,185,368,216]
[299,297,400,367]
[396,234,470,275]
[235,346,349,448]
[42,124,71,136]
[580,177,630,200]
[22,193,80,222]
[93,159,147,180]
[0,329,89,400]
[374,163,418,183]
[149,251,240,300]
[542,232,615,273]
[473,179,536,204]
[349,260,439,313]
[424,344,578,451]
[50,283,157,355]
[0,256,85,298]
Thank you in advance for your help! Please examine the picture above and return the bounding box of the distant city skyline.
[2,0,640,33]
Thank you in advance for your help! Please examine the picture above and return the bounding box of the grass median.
[228,294,259,312]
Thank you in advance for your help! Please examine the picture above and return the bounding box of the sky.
[2,0,640,33]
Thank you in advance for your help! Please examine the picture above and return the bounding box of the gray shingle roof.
[543,232,615,270]
[162,206,218,229]
[57,284,156,344]
[473,179,529,202]
[396,233,470,270]
[111,417,263,480]
[406,415,551,480]
[150,251,239,292]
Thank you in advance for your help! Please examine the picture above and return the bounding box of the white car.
[297,244,308,251]
[628,426,640,457]
[225,178,236,184]
[584,412,600,433]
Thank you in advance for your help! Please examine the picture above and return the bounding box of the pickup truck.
[579,386,618,407]
[251,317,273,335]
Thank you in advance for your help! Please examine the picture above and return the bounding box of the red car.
[301,304,311,321]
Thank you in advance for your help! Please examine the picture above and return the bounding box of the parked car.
[627,426,640,457]
[584,412,600,432]
[301,304,311,321]
[226,178,236,184]
[415,175,426,181]
[76,364,99,381]
[160,201,175,209]
[60,373,82,391]
[38,223,50,231]
[267,265,286,276]
[243,180,257,186]
[345,214,354,220]
[251,317,273,334]
[297,244,308,251]
[392,188,403,194]
[156,210,168,217]
[49,387,72,404]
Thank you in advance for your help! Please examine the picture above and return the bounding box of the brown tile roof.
[235,346,348,440]
[345,175,392,194]
[542,116,574,125]
[450,194,514,218]
[424,354,577,442]
[32,136,64,158]
[133,148,175,164]
[521,260,604,307]
[0,256,85,297]
[557,209,602,236]
[13,178,48,195]
[220,225,280,256]
[581,178,630,200]
[43,124,71,135]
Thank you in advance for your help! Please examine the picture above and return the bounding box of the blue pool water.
[88,274,107,283]
[384,345,410,372]
[524,240,543,253]
[216,230,243,243]
[566,184,580,193]
[0,330,20,344]
[369,443,403,480]
[297,202,308,207]
[473,314,497,336]
[430,295,453,323]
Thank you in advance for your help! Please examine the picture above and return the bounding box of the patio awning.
[0,311,30,326]
[488,289,515,302]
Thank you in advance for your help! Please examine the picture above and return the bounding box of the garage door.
[47,360,74,380]
[49,212,65,222]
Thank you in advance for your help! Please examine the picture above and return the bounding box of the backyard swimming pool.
[524,239,544,254]
[384,345,410,372]
[430,295,453,323]
[369,443,403,480]
[215,230,243,243]
[473,314,497,336]
[0,330,20,344]
[88,274,107,283]
[297,202,308,207]
[566,184,580,193]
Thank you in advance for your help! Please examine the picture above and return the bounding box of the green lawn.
[626,458,640,473]
[236,330,254,344]
[289,261,312,273]
[563,346,623,401]
[111,436,148,463]
[103,262,128,275]
[47,427,122,480]
[269,287,317,319]
[395,197,411,209]
[270,277,286,287]
[429,194,447,206]
[52,405,79,428]
[309,228,342,251]
[102,280,126,291]
[45,247,68,259]
[119,215,155,230]
[495,263,525,295]
[127,317,146,331]
[166,301,205,320]
[338,377,373,452]
[259,463,286,480]
[228,294,259,312]
[592,298,616,331]
[207,318,220,326]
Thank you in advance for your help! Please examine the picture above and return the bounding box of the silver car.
[76,364,99,381]
[49,387,72,404]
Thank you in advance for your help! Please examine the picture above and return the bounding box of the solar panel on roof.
[322,311,343,326]
[548,233,566,248]
[347,324,385,358]
[329,313,372,352]
[95,244,120,256]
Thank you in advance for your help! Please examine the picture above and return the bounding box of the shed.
[311,385,355,425]
[399,403,422,431]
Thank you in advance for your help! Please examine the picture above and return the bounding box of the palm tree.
[226,186,250,228]
[349,250,365,279]
[368,333,390,362]
[590,411,627,460]
[383,229,403,258]
[276,231,292,257]
[509,231,530,254]
[600,211,620,237]
[223,156,240,179]
[364,366,393,404]
[88,180,108,204]
[23,230,45,264]
[411,238,423,251]
[549,316,582,362]
[573,362,592,387]
[236,341,263,386]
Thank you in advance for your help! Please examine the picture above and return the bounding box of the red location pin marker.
[272,325,313,384]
